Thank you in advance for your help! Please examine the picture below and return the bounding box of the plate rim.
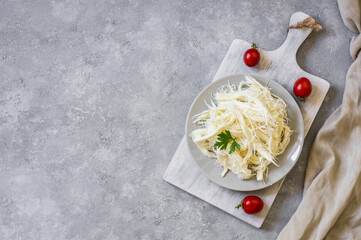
[185,73,305,191]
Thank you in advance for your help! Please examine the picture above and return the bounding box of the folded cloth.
[278,1,361,239]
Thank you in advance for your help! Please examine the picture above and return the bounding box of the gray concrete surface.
[0,0,354,239]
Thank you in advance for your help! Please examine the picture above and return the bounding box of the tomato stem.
[252,43,258,50]
[297,96,306,103]
[235,201,243,209]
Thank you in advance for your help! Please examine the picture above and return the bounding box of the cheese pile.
[190,76,292,181]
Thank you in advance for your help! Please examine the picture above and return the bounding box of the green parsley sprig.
[214,130,240,154]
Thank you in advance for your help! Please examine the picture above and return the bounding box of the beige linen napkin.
[278,1,361,239]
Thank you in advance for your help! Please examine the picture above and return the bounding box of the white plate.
[185,74,304,191]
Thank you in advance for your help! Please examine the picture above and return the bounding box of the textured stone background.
[0,0,354,239]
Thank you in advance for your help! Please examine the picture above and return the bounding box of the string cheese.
[190,76,292,181]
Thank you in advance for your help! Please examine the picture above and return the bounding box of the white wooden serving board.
[163,12,330,228]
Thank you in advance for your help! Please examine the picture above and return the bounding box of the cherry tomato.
[293,77,312,102]
[236,195,263,214]
[243,44,260,67]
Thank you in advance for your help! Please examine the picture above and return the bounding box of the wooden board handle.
[275,12,313,58]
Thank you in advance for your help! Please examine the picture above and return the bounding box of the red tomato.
[236,196,263,214]
[243,44,260,67]
[293,77,312,102]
